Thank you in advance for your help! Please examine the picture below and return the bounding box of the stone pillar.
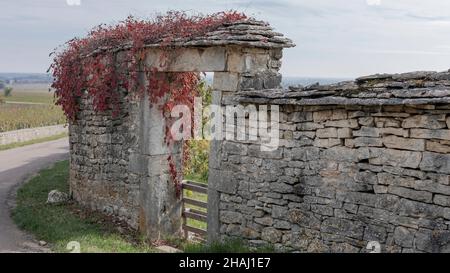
[207,46,284,242]
[133,83,182,240]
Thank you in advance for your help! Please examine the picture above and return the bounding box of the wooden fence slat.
[183,224,207,236]
[183,210,207,222]
[182,183,207,194]
[181,180,208,239]
[182,180,207,188]
[184,198,208,209]
[187,208,207,217]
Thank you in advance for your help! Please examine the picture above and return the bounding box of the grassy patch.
[12,160,155,253]
[0,133,68,151]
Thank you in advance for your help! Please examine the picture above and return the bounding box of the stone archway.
[68,19,294,241]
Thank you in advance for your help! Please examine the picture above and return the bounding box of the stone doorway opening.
[136,44,287,242]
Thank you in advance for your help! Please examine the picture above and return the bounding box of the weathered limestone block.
[324,119,359,128]
[393,227,414,248]
[434,195,450,206]
[337,128,352,139]
[213,72,240,91]
[145,47,227,72]
[321,218,364,240]
[322,146,369,162]
[382,135,425,151]
[426,141,450,153]
[353,127,380,137]
[380,128,409,137]
[220,211,244,224]
[291,147,320,161]
[316,128,338,138]
[410,129,450,141]
[353,137,383,147]
[414,180,450,195]
[387,186,433,203]
[291,111,313,123]
[358,117,374,126]
[209,169,238,194]
[396,199,444,219]
[313,110,332,122]
[298,122,325,131]
[289,209,321,230]
[260,227,282,244]
[375,117,401,128]
[377,172,415,187]
[313,138,342,148]
[420,152,450,174]
[369,148,422,169]
[414,229,450,252]
[402,115,446,129]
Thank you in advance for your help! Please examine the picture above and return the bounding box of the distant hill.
[0,73,53,84]
[281,76,353,88]
[0,73,351,88]
[203,74,352,88]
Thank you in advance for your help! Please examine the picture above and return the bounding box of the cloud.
[365,49,450,56]
[1,0,450,77]
[366,0,381,6]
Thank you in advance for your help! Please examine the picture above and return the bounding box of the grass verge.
[12,160,155,253]
[0,132,68,151]
[12,160,272,253]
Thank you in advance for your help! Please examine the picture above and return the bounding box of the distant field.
[0,84,65,132]
[1,92,55,104]
[0,103,65,132]
[0,84,54,104]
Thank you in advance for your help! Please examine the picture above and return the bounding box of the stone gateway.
[68,16,450,252]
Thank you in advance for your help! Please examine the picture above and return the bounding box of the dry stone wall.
[215,71,450,253]
[0,124,67,145]
[69,92,141,229]
[69,89,183,238]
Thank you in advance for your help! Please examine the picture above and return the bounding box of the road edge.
[5,157,69,253]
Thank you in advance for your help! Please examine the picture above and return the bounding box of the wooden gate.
[181,180,207,241]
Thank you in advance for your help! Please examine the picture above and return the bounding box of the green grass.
[12,160,155,253]
[0,133,68,151]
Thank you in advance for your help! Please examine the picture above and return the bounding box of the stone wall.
[69,92,141,229]
[0,124,67,145]
[213,71,450,253]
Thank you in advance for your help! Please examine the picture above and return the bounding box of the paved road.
[4,101,48,105]
[0,138,69,252]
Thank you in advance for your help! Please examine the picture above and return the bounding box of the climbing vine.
[49,11,247,197]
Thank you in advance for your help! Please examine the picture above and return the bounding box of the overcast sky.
[1,0,450,77]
